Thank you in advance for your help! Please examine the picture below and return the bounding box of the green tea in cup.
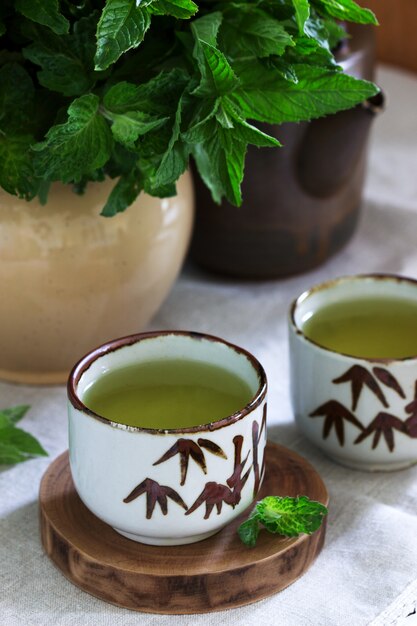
[289,274,417,471]
[68,330,267,545]
[83,359,253,429]
[302,295,417,359]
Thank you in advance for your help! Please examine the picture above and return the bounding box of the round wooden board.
[39,442,329,614]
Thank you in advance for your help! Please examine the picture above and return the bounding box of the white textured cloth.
[1,66,417,626]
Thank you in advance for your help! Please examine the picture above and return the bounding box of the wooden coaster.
[39,442,329,614]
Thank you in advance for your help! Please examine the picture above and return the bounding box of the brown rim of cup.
[289,273,417,364]
[67,330,268,434]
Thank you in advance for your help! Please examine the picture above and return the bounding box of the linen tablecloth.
[1,66,417,626]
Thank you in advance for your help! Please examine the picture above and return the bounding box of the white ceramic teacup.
[67,331,267,545]
[289,274,417,471]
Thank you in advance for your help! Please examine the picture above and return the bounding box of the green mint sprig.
[0,0,378,213]
[0,405,48,465]
[238,496,328,547]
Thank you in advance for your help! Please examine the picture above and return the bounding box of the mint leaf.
[109,110,168,148]
[238,496,328,545]
[183,98,219,143]
[238,515,260,547]
[197,43,240,96]
[101,169,143,216]
[37,180,51,205]
[269,58,299,83]
[0,405,30,425]
[232,62,379,124]
[150,0,198,19]
[190,117,246,205]
[0,405,48,465]
[152,141,188,189]
[219,98,281,147]
[303,15,341,55]
[322,18,347,49]
[191,11,223,47]
[0,0,380,210]
[230,117,281,148]
[292,0,310,34]
[288,17,339,68]
[1,427,48,458]
[95,0,152,71]
[136,100,191,198]
[258,496,328,537]
[103,80,171,147]
[34,94,113,183]
[0,414,11,429]
[191,13,239,98]
[103,81,151,113]
[313,0,377,25]
[0,426,48,464]
[0,442,28,465]
[15,0,69,35]
[222,9,294,58]
[103,71,191,196]
[103,69,189,115]
[0,134,38,200]
[187,96,279,205]
[152,91,191,188]
[0,63,35,133]
[23,17,97,97]
[105,142,138,177]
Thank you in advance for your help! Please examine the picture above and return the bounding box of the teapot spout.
[296,91,384,198]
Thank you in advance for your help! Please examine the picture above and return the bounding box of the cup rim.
[67,330,267,434]
[289,273,417,363]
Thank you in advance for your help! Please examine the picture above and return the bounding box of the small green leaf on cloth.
[0,405,30,425]
[0,406,48,465]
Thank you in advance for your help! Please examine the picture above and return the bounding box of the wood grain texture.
[39,443,329,614]
[360,0,417,73]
